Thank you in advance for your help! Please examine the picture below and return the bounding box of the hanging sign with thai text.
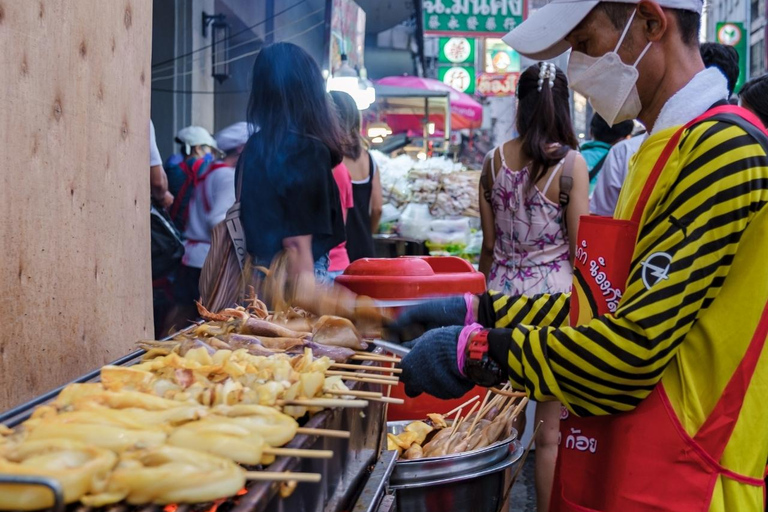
[423,0,525,37]
[476,72,518,97]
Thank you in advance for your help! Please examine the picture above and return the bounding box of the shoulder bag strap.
[558,150,577,234]
[630,104,767,224]
[588,153,609,182]
[482,149,496,203]
[226,158,247,269]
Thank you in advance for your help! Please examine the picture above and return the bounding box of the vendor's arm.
[485,123,768,417]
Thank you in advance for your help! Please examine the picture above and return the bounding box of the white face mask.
[567,9,652,126]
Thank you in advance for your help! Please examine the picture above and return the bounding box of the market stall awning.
[376,77,483,132]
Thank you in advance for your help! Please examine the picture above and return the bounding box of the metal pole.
[444,94,451,154]
[322,0,333,75]
[746,0,752,83]
[265,0,275,44]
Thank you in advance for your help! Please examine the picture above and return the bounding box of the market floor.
[509,453,536,512]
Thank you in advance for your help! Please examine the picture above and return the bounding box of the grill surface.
[1,345,388,512]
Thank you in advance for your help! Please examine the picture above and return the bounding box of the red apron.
[552,106,768,512]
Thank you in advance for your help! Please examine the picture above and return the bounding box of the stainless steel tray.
[387,420,518,485]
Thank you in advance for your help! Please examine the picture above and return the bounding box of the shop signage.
[423,0,524,36]
[716,22,747,93]
[476,72,518,97]
[439,37,476,64]
[484,38,520,73]
[439,65,475,94]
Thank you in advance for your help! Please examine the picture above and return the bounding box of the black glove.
[399,326,474,399]
[386,296,467,343]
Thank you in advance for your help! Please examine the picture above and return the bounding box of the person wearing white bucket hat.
[389,0,768,511]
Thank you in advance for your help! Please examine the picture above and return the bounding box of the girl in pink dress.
[478,63,589,512]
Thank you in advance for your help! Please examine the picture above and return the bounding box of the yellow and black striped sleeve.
[484,121,768,417]
[478,290,571,329]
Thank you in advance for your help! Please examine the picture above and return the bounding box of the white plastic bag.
[398,203,433,241]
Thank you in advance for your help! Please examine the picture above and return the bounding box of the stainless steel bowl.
[388,433,523,512]
[386,420,519,486]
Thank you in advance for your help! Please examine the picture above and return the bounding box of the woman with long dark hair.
[330,91,383,262]
[239,42,346,279]
[478,62,589,512]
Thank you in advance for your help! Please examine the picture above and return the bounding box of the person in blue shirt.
[580,114,634,194]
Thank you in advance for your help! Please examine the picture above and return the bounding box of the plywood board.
[0,1,153,410]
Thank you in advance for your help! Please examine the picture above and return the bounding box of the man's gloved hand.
[399,326,474,399]
[386,296,467,343]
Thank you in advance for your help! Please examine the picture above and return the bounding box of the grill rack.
[0,335,388,512]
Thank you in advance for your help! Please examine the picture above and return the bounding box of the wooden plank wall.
[0,1,153,410]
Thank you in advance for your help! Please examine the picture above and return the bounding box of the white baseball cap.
[503,0,704,60]
[175,126,219,150]
[214,122,250,152]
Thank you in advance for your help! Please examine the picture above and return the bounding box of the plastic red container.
[336,256,487,421]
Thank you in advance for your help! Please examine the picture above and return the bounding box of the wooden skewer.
[449,406,465,437]
[490,387,526,398]
[461,401,480,431]
[505,397,529,423]
[324,388,383,398]
[263,447,334,459]
[324,374,399,386]
[324,389,405,404]
[245,471,321,483]
[477,393,505,421]
[467,390,492,438]
[296,427,351,439]
[444,394,480,417]
[325,370,399,381]
[329,363,402,374]
[277,398,369,408]
[325,370,399,382]
[350,354,401,363]
[354,350,396,359]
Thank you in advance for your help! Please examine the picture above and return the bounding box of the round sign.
[492,51,512,71]
[442,67,472,92]
[443,37,472,63]
[718,23,742,46]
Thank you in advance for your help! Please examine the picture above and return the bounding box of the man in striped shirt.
[391,0,768,510]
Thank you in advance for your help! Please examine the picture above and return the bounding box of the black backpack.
[150,204,184,280]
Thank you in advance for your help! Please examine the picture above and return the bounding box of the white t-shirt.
[182,164,236,268]
[589,135,646,217]
[150,120,163,167]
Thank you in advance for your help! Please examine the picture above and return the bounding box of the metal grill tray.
[0,336,388,512]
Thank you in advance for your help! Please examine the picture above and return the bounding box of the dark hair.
[516,63,579,187]
[739,74,768,127]
[247,42,344,166]
[598,3,700,47]
[700,43,740,96]
[590,114,635,143]
[330,91,363,160]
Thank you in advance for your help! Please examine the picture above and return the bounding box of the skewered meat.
[23,404,206,431]
[211,404,298,446]
[403,421,433,445]
[387,433,404,455]
[0,439,117,510]
[26,422,167,452]
[403,443,424,460]
[82,445,245,506]
[240,317,309,339]
[168,418,277,465]
[54,384,193,411]
[427,413,448,429]
[228,333,306,352]
[311,316,366,349]
[303,342,356,362]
